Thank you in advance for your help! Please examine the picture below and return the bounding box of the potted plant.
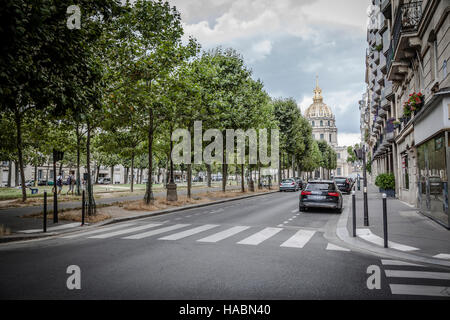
[375,173,395,197]
[393,120,401,129]
[403,92,424,117]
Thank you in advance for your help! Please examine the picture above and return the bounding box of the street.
[1,191,448,300]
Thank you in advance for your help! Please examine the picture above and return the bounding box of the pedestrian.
[66,174,75,195]
[56,172,63,195]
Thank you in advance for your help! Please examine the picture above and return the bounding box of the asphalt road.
[0,191,449,299]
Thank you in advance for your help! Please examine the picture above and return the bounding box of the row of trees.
[0,0,337,214]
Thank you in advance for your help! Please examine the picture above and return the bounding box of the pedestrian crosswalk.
[381,260,450,298]
[61,221,349,252]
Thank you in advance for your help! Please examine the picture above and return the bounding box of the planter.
[379,188,395,198]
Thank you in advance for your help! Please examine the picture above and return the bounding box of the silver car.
[279,178,299,192]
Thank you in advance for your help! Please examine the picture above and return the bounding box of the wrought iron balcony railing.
[392,1,422,55]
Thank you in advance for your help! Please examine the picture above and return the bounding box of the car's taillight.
[301,191,311,196]
[291,182,295,185]
[328,192,340,197]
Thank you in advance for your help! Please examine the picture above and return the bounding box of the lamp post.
[362,145,369,226]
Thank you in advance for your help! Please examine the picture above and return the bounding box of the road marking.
[237,227,283,245]
[122,224,190,240]
[389,284,450,297]
[158,225,219,241]
[277,224,284,227]
[381,260,423,267]
[197,226,250,243]
[292,216,297,219]
[88,223,163,239]
[291,209,299,213]
[62,223,135,238]
[356,229,419,251]
[20,222,81,234]
[186,215,192,218]
[326,243,350,252]
[434,254,450,260]
[280,229,316,248]
[385,270,450,280]
[283,221,289,224]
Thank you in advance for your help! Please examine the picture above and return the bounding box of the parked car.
[98,177,111,184]
[37,180,53,186]
[280,178,299,192]
[299,180,343,213]
[294,177,304,190]
[334,177,352,194]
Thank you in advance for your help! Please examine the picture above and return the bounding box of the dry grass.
[0,195,82,209]
[123,188,272,212]
[23,207,111,223]
[0,224,11,236]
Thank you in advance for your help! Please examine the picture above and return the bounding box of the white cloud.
[338,133,361,147]
[248,40,272,62]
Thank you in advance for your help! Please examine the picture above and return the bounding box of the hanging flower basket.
[403,92,424,117]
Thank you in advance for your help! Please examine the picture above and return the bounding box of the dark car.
[294,177,303,190]
[299,180,343,213]
[280,178,299,192]
[334,177,352,194]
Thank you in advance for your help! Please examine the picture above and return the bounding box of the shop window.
[320,134,324,140]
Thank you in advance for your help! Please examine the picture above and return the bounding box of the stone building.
[304,79,353,179]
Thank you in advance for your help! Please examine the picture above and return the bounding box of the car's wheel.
[299,206,305,212]
[336,207,343,214]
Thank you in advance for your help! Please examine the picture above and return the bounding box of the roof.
[304,77,334,119]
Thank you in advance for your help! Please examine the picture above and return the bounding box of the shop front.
[414,93,450,228]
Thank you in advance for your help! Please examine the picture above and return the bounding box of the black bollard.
[382,193,388,248]
[43,192,47,232]
[352,191,356,237]
[53,190,58,223]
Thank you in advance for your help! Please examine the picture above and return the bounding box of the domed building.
[304,78,352,178]
[304,78,338,147]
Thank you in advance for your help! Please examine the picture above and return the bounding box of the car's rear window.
[282,179,294,183]
[306,183,336,191]
[335,178,346,183]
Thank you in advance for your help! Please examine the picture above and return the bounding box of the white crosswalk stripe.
[197,226,250,243]
[280,230,316,248]
[62,223,135,239]
[237,227,282,246]
[381,259,450,298]
[158,225,219,241]
[88,223,163,239]
[123,224,190,240]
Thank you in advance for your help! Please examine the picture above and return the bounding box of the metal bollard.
[43,192,47,232]
[352,191,356,237]
[382,193,388,248]
[81,190,85,226]
[363,187,369,226]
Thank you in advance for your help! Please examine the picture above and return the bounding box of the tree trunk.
[34,165,38,187]
[95,164,100,184]
[7,161,12,187]
[14,161,19,187]
[187,164,192,198]
[86,120,96,216]
[144,108,154,204]
[14,111,26,201]
[241,163,245,192]
[258,163,261,189]
[110,166,114,184]
[130,153,135,193]
[76,124,81,196]
[206,164,212,187]
[278,156,282,186]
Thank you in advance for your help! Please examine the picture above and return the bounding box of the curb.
[336,195,450,268]
[0,190,279,244]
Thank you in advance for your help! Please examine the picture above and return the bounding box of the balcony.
[374,82,382,95]
[376,69,384,85]
[374,50,380,65]
[385,118,395,142]
[381,0,392,19]
[380,52,387,74]
[379,107,387,118]
[376,112,384,123]
[388,1,423,81]
[384,80,394,101]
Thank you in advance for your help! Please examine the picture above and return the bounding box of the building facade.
[363,0,450,228]
[305,79,353,179]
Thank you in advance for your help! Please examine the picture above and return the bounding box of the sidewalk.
[0,185,240,234]
[339,183,450,266]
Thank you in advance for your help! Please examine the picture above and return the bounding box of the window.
[328,120,331,126]
[337,153,341,159]
[320,120,323,127]
[402,154,409,190]
[329,134,332,142]
[320,134,324,140]
[337,168,342,176]
[312,121,315,127]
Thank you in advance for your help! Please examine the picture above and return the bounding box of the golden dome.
[305,77,333,118]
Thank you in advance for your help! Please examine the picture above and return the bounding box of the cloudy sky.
[169,0,371,147]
